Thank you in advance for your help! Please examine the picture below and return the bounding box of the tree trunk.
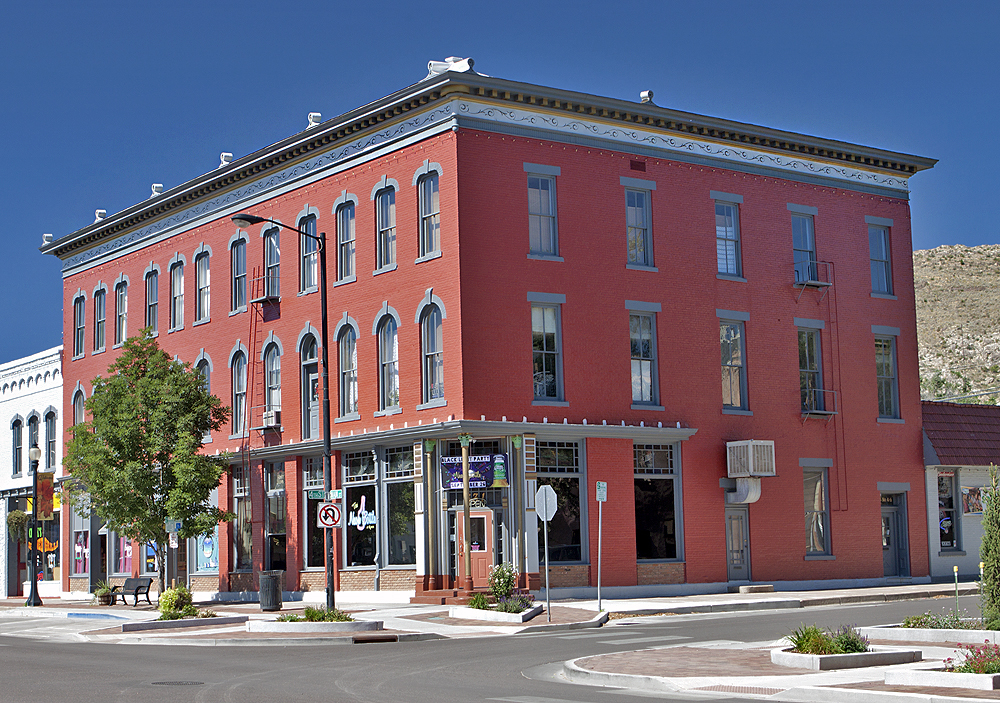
[156,546,167,598]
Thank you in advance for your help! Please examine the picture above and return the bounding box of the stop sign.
[535,484,557,522]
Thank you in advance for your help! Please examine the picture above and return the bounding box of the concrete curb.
[517,611,609,634]
[771,646,922,670]
[122,616,248,632]
[859,625,1000,645]
[448,603,544,623]
[562,656,678,693]
[770,685,1000,703]
[0,608,131,621]
[112,631,444,647]
[247,619,381,633]
[885,669,1000,690]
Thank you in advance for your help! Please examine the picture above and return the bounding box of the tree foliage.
[981,464,1000,628]
[65,331,233,594]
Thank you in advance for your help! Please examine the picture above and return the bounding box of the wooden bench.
[110,577,154,607]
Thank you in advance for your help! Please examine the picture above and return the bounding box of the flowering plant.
[944,641,1000,674]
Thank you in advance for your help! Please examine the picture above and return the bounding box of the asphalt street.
[0,596,980,703]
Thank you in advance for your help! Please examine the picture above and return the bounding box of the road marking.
[489,697,593,703]
[558,631,645,640]
[597,635,690,644]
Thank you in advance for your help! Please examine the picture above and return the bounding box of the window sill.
[717,274,747,282]
[72,354,85,361]
[202,435,213,444]
[372,264,398,277]
[300,568,325,573]
[229,307,246,317]
[637,559,685,564]
[415,251,442,264]
[374,406,402,417]
[626,263,658,272]
[416,398,447,411]
[193,318,210,327]
[297,287,318,297]
[722,408,753,416]
[228,432,249,440]
[149,331,159,338]
[91,348,105,356]
[527,253,564,263]
[333,275,356,288]
[871,292,897,300]
[804,554,835,561]
[631,403,665,411]
[334,413,360,424]
[532,399,569,407]
[877,417,905,424]
[168,326,184,334]
[939,550,966,557]
[112,342,123,350]
[188,571,220,576]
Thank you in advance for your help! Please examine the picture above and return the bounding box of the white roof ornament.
[307,112,322,128]
[150,183,163,198]
[423,57,482,81]
[94,209,107,223]
[640,90,654,104]
[41,233,53,245]
[219,152,233,169]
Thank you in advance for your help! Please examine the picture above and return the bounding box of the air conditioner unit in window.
[262,410,281,428]
[726,439,775,478]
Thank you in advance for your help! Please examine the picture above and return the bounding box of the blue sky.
[1,1,995,363]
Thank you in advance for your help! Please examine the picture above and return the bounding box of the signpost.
[595,481,608,612]
[535,484,558,622]
[317,502,343,529]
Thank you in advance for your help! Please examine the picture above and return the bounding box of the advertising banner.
[37,472,55,521]
[441,455,508,489]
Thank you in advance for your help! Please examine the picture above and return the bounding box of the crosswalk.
[0,617,91,643]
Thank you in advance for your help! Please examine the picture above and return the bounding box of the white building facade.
[0,346,64,598]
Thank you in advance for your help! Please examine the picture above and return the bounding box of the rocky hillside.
[915,244,1000,403]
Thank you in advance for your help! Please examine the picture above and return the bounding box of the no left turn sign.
[317,502,342,529]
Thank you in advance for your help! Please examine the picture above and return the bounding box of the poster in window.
[963,486,983,515]
[441,455,505,489]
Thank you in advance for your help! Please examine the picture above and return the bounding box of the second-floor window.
[114,282,127,345]
[799,328,823,412]
[232,352,246,434]
[337,203,355,281]
[792,214,817,283]
[45,411,56,469]
[231,239,246,311]
[265,228,280,297]
[532,305,562,400]
[421,305,444,402]
[527,175,557,256]
[625,189,651,266]
[195,253,210,322]
[716,201,741,276]
[93,289,106,351]
[875,336,899,418]
[378,317,399,409]
[300,216,318,292]
[630,313,657,405]
[869,225,892,294]
[170,263,184,330]
[720,320,747,410]
[145,271,158,334]
[418,174,440,257]
[339,327,358,417]
[376,188,396,270]
[73,296,85,357]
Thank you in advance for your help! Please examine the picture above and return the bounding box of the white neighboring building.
[0,346,63,598]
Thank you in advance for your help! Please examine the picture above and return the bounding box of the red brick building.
[43,58,936,599]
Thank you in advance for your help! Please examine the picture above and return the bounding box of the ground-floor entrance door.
[881,493,909,577]
[456,509,495,590]
[725,506,750,581]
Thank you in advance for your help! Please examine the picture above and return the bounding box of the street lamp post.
[26,443,42,607]
[231,213,335,611]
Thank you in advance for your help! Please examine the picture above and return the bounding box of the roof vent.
[424,56,479,80]
[94,209,107,223]
[41,233,53,245]
[219,152,233,169]
[640,90,654,104]
[150,183,163,198]
[307,112,322,128]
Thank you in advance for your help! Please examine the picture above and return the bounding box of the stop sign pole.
[535,484,557,622]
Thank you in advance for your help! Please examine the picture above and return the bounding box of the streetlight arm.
[231,214,324,250]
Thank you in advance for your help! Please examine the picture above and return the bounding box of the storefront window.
[110,532,132,575]
[343,447,415,569]
[143,543,158,573]
[233,464,252,571]
[266,462,286,571]
[71,508,89,576]
[190,487,219,573]
[387,482,415,565]
[536,441,582,563]
[346,484,377,566]
[39,516,60,581]
[634,443,681,560]
[939,472,960,551]
[303,457,325,569]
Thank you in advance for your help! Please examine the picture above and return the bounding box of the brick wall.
[546,564,589,588]
[68,576,89,593]
[229,572,254,592]
[585,437,637,586]
[299,571,326,592]
[637,562,685,585]
[338,569,415,591]
[189,576,218,592]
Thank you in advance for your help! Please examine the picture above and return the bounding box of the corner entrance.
[881,493,910,577]
[725,506,750,582]
[456,509,495,590]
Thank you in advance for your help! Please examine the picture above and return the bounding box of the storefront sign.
[347,494,376,531]
[441,454,507,489]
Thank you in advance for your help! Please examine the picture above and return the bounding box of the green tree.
[65,331,233,594]
[981,464,1000,627]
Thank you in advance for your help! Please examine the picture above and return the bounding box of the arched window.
[145,271,158,333]
[339,327,358,417]
[73,296,85,357]
[378,317,399,409]
[45,411,56,469]
[301,336,319,439]
[27,415,39,473]
[232,352,246,434]
[421,304,443,402]
[170,262,184,329]
[11,419,22,476]
[337,203,355,282]
[231,239,246,311]
[264,344,281,413]
[196,359,210,393]
[375,188,396,270]
[300,216,318,292]
[195,252,210,322]
[418,173,440,257]
[115,282,128,345]
[73,391,85,426]
[93,289,106,351]
[264,228,280,297]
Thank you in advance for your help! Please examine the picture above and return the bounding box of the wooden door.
[456,509,494,589]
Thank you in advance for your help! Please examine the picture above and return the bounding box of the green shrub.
[197,609,218,618]
[276,613,303,622]
[158,585,193,612]
[832,625,870,653]
[303,606,353,622]
[468,592,490,610]
[902,610,980,630]
[488,562,518,601]
[495,594,535,613]
[788,624,869,654]
[157,609,184,621]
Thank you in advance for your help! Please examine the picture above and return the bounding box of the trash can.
[259,570,283,612]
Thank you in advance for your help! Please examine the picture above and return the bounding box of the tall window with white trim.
[421,304,443,402]
[11,419,22,477]
[93,289,106,351]
[532,305,562,400]
[418,173,440,257]
[231,239,246,311]
[195,253,210,322]
[715,201,741,276]
[170,263,184,329]
[337,203,355,281]
[114,282,127,345]
[869,225,892,294]
[339,327,358,417]
[265,228,280,297]
[720,320,747,410]
[300,215,318,292]
[630,313,657,404]
[145,271,158,334]
[378,316,399,409]
[527,175,557,256]
[73,296,85,357]
[875,336,899,418]
[625,188,651,266]
[264,344,281,414]
[232,352,246,434]
[376,188,396,269]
